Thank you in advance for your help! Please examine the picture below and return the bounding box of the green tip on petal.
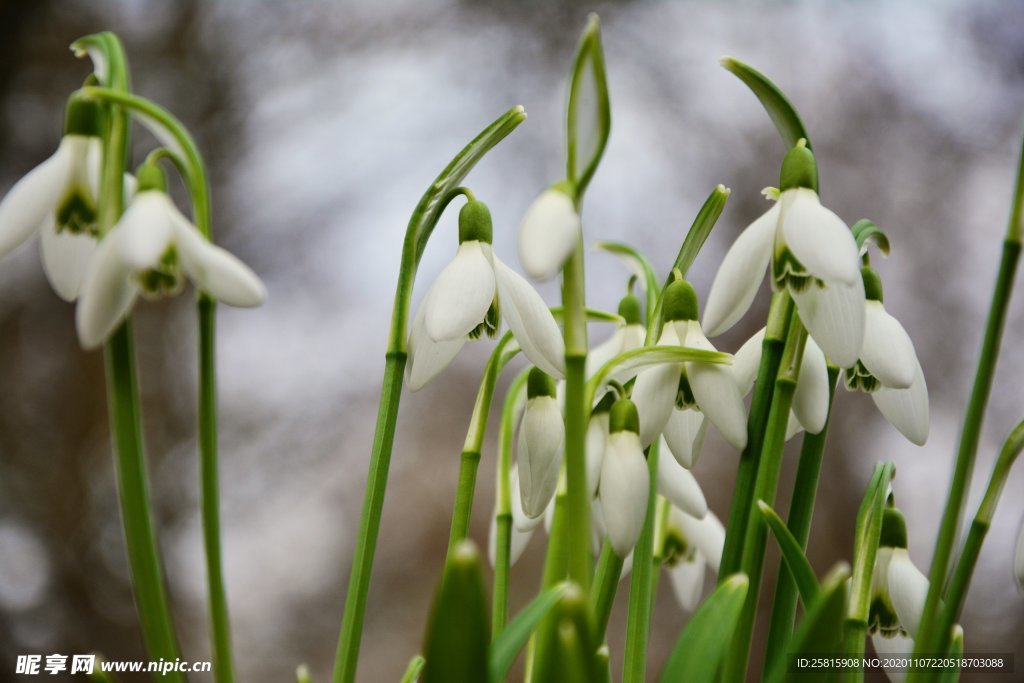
[609,398,640,434]
[662,279,699,322]
[527,367,557,399]
[779,140,818,193]
[135,163,167,193]
[64,96,105,138]
[458,200,493,244]
[862,266,884,302]
[618,293,643,325]
[879,507,908,550]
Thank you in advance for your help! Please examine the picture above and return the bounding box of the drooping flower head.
[661,506,725,612]
[598,397,650,557]
[75,162,266,348]
[517,368,566,519]
[703,140,865,368]
[0,95,106,300]
[406,200,566,390]
[631,279,747,463]
[517,182,580,281]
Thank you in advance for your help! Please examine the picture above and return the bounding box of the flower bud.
[600,399,649,557]
[517,184,580,280]
[518,369,565,518]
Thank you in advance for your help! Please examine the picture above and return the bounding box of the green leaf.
[851,219,891,256]
[401,655,425,683]
[937,626,964,683]
[595,241,660,324]
[421,542,491,683]
[412,106,527,263]
[658,573,750,683]
[758,501,820,606]
[548,306,624,325]
[848,462,895,624]
[566,14,611,198]
[767,563,850,683]
[488,583,568,682]
[531,583,601,683]
[720,56,811,152]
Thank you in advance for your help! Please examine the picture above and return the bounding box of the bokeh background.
[1,0,1023,681]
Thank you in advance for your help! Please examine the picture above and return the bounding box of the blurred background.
[1,0,1023,681]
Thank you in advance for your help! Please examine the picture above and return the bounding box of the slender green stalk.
[561,238,592,589]
[933,420,1024,657]
[763,366,839,669]
[720,292,794,578]
[332,108,525,683]
[447,333,517,550]
[912,128,1024,674]
[105,326,184,681]
[79,32,184,678]
[590,541,624,640]
[622,441,660,683]
[722,311,806,683]
[491,368,530,637]
[841,462,895,682]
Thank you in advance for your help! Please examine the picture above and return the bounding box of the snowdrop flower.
[733,327,830,439]
[517,183,579,281]
[75,163,266,348]
[845,267,929,446]
[406,200,566,390]
[702,140,865,367]
[631,279,747,455]
[0,97,105,300]
[586,291,647,379]
[661,506,725,612]
[869,507,941,683]
[517,369,566,519]
[598,398,650,557]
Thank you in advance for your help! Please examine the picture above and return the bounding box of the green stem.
[720,292,793,578]
[722,311,806,683]
[913,201,1023,672]
[590,541,624,640]
[106,324,185,681]
[561,238,591,590]
[622,442,660,683]
[763,366,839,670]
[447,333,517,551]
[933,420,1024,658]
[492,368,530,638]
[198,297,235,683]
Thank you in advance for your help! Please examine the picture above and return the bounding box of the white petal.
[511,464,543,533]
[75,229,139,349]
[586,326,624,379]
[675,509,726,573]
[39,216,97,301]
[599,431,650,557]
[517,396,566,518]
[683,322,748,450]
[657,444,708,518]
[406,301,465,390]
[779,188,860,286]
[792,335,830,434]
[860,301,917,390]
[733,327,766,396]
[631,357,680,448]
[517,188,580,281]
[423,240,495,341]
[0,142,71,256]
[791,277,865,368]
[490,252,566,378]
[585,412,609,498]
[871,633,912,683]
[87,138,103,199]
[663,408,707,469]
[785,411,804,441]
[702,203,779,336]
[887,548,929,639]
[871,359,929,446]
[668,556,706,612]
[116,193,175,271]
[171,208,266,306]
